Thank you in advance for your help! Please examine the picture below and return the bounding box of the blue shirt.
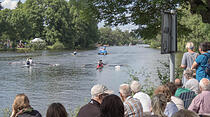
[164,101,178,117]
[195,52,210,81]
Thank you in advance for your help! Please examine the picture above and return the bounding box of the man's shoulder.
[80,101,100,110]
[125,96,141,105]
[17,110,42,117]
[134,92,150,99]
[77,101,100,117]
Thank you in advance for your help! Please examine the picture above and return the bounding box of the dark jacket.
[77,99,100,117]
[17,110,42,117]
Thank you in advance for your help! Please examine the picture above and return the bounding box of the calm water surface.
[0,45,170,116]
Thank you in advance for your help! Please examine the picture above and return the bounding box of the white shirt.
[133,92,151,112]
[29,59,32,64]
[171,96,184,110]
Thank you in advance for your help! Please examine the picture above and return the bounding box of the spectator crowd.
[9,42,209,117]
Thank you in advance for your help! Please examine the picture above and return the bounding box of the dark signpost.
[161,10,177,82]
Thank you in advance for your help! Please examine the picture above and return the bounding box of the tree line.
[0,0,138,50]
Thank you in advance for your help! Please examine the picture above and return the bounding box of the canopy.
[30,38,44,43]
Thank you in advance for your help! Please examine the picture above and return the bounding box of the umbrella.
[30,38,44,43]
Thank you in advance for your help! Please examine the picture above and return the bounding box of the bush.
[29,42,46,50]
[16,48,32,53]
[51,41,65,50]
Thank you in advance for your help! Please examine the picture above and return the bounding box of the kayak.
[97,64,103,69]
[98,50,107,55]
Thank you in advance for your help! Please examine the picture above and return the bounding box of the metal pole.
[170,53,175,82]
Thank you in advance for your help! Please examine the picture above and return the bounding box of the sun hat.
[91,84,113,97]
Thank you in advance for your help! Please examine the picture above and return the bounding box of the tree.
[22,0,45,39]
[43,0,73,47]
[188,0,210,24]
[99,27,139,46]
[16,0,23,8]
[7,8,32,43]
[90,0,210,40]
[178,7,210,51]
[69,0,99,48]
[0,9,16,47]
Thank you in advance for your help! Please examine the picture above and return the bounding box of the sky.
[0,0,138,31]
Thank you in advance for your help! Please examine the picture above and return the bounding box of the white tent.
[30,38,44,43]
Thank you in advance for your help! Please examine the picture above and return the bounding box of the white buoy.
[115,65,120,71]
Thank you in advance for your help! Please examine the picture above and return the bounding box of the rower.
[26,58,30,65]
[97,60,104,69]
[73,51,77,56]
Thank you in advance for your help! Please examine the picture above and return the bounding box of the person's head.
[100,94,124,117]
[119,84,132,101]
[186,42,194,51]
[184,68,194,80]
[99,60,102,63]
[175,78,182,88]
[130,80,141,94]
[91,84,113,104]
[46,103,68,117]
[199,78,210,91]
[172,109,199,117]
[12,93,31,112]
[185,79,199,94]
[166,82,177,96]
[154,85,171,102]
[151,94,167,117]
[199,42,208,53]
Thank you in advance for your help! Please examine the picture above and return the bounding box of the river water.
[0,45,171,116]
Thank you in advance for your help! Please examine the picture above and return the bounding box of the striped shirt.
[124,96,143,117]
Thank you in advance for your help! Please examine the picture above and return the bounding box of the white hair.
[130,81,141,93]
[199,78,210,91]
[185,42,194,50]
[185,79,199,94]
[119,84,131,97]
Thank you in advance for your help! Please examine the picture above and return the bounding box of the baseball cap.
[91,84,113,97]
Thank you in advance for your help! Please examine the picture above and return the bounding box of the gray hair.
[184,79,199,94]
[172,109,199,117]
[184,68,194,79]
[119,84,131,97]
[185,42,194,50]
[199,78,210,91]
[130,81,141,93]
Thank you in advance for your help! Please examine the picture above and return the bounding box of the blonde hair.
[154,85,172,102]
[151,94,167,117]
[185,42,194,50]
[13,94,30,111]
[130,81,141,93]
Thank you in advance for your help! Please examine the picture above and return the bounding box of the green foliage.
[127,68,156,97]
[16,48,32,53]
[29,42,46,50]
[51,41,65,50]
[69,106,81,117]
[0,0,99,50]
[99,27,139,46]
[91,0,189,40]
[178,7,210,52]
[2,108,11,117]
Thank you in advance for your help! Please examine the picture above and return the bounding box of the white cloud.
[1,0,18,9]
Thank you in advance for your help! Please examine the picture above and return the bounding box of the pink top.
[188,91,210,115]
